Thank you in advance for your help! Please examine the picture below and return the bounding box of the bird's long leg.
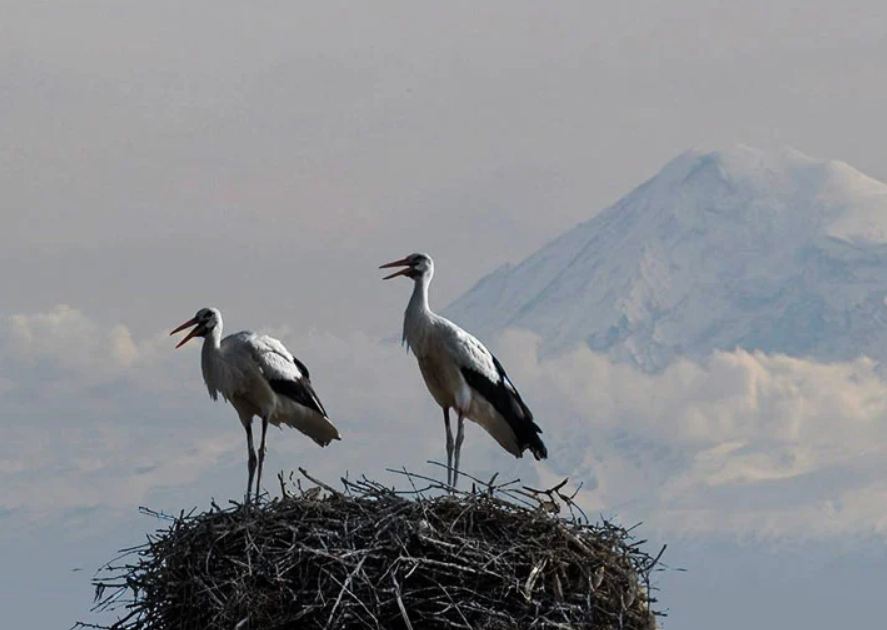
[444,407,454,487]
[452,414,465,489]
[243,418,257,503]
[255,415,270,503]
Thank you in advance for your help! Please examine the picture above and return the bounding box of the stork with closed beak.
[171,308,340,501]
[380,253,547,487]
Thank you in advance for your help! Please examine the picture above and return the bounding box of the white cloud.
[0,306,437,522]
[493,329,887,539]
[2,305,165,377]
[3,307,887,542]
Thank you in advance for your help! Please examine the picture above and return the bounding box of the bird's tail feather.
[272,403,341,447]
[527,432,548,461]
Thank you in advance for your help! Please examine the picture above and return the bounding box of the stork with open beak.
[380,254,547,487]
[171,308,341,501]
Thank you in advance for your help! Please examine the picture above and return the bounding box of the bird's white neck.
[201,322,224,380]
[403,274,434,354]
[409,273,432,313]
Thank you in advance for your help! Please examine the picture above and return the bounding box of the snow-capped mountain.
[445,145,887,371]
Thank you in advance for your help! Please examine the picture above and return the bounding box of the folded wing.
[449,327,547,460]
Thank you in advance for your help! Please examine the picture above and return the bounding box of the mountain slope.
[445,145,887,371]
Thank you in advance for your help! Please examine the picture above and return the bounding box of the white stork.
[380,253,547,487]
[170,307,340,501]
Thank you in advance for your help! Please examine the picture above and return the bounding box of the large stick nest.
[79,467,667,630]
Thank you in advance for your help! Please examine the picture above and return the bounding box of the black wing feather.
[268,376,327,417]
[460,354,548,460]
[292,356,311,380]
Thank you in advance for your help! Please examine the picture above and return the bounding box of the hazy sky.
[3,0,886,333]
[3,2,887,629]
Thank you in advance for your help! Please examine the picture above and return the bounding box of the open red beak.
[379,257,413,280]
[170,317,201,348]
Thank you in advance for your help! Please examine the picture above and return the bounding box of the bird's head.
[379,252,434,281]
[170,307,221,348]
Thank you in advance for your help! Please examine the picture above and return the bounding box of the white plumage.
[171,308,340,501]
[381,253,547,487]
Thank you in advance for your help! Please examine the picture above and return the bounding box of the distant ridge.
[445,145,887,371]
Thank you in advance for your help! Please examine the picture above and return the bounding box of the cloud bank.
[2,306,886,541]
[496,330,887,539]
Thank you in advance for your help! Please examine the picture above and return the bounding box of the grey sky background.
[2,2,887,628]
[3,1,886,334]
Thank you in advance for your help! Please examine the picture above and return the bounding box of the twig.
[391,572,415,630]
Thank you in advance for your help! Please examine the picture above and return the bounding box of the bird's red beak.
[170,317,201,348]
[379,257,413,280]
